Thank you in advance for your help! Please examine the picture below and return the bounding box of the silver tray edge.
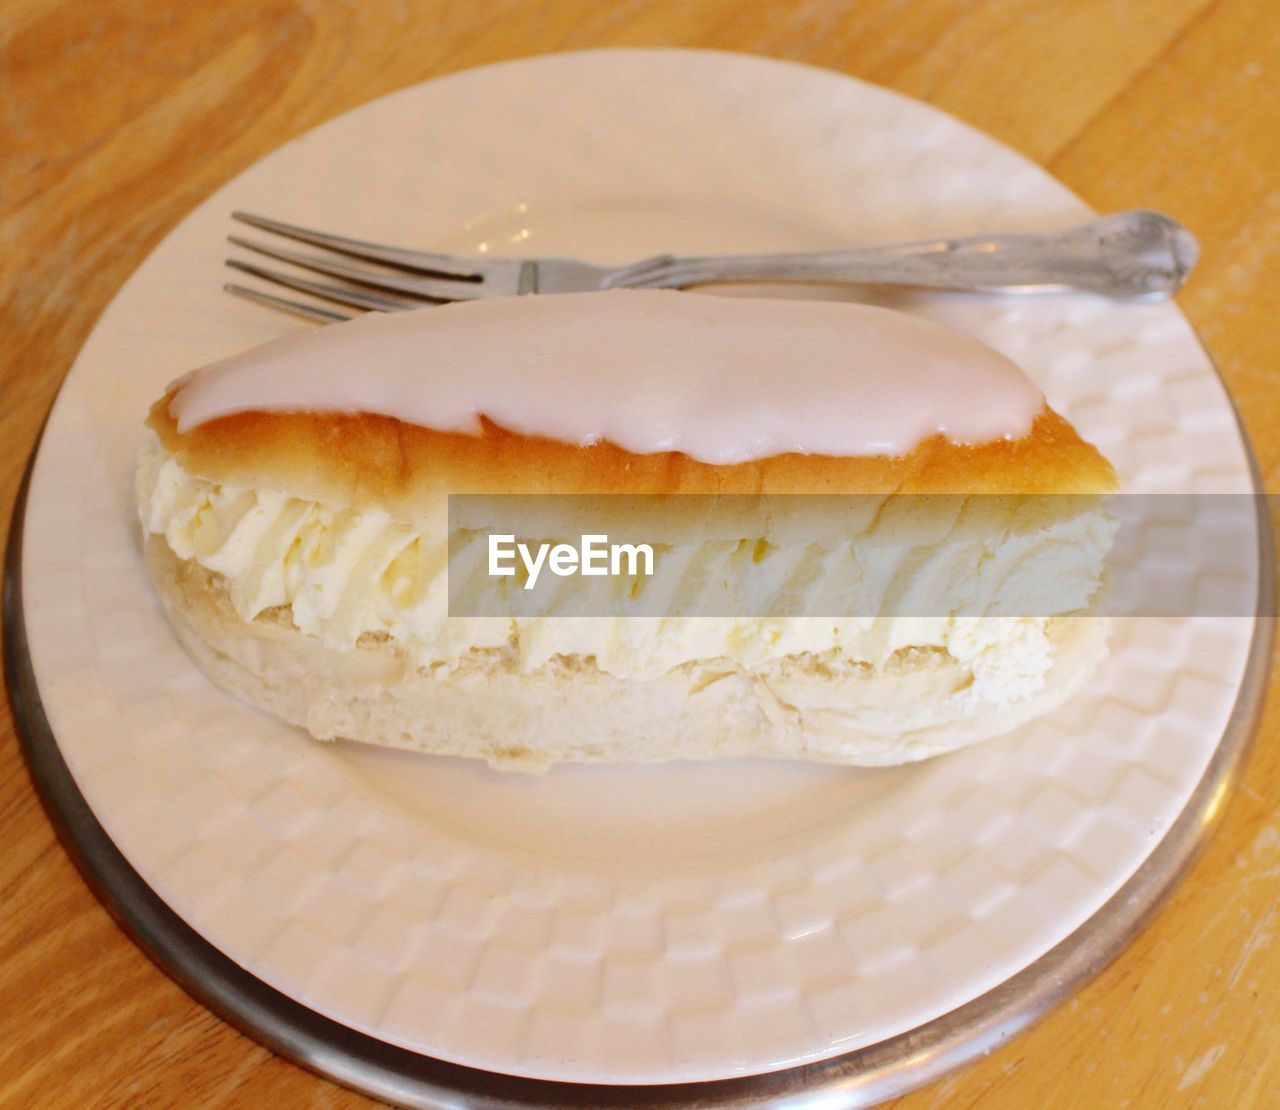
[3,407,1273,1108]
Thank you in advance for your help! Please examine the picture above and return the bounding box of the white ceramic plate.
[20,50,1259,1084]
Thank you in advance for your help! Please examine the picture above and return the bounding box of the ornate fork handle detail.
[611,211,1198,301]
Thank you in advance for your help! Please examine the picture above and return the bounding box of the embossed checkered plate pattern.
[19,51,1260,1083]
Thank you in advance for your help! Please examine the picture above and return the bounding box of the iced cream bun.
[137,290,1117,770]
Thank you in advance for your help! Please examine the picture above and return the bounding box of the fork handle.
[618,211,1198,301]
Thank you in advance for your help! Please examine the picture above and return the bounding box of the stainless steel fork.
[225,209,1199,323]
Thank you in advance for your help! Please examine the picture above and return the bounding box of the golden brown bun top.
[148,393,1117,521]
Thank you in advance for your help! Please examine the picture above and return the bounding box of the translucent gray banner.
[446,494,1271,618]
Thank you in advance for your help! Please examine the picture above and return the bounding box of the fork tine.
[228,235,486,303]
[226,258,421,313]
[231,211,484,281]
[223,283,353,323]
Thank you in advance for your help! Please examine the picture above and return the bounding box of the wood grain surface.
[2,2,1278,1106]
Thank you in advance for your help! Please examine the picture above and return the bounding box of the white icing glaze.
[169,290,1043,463]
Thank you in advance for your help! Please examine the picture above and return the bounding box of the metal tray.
[4,428,1273,1107]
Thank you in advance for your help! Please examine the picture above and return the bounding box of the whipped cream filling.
[167,290,1043,463]
[138,440,1108,705]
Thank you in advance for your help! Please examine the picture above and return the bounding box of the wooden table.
[2,2,1277,1105]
